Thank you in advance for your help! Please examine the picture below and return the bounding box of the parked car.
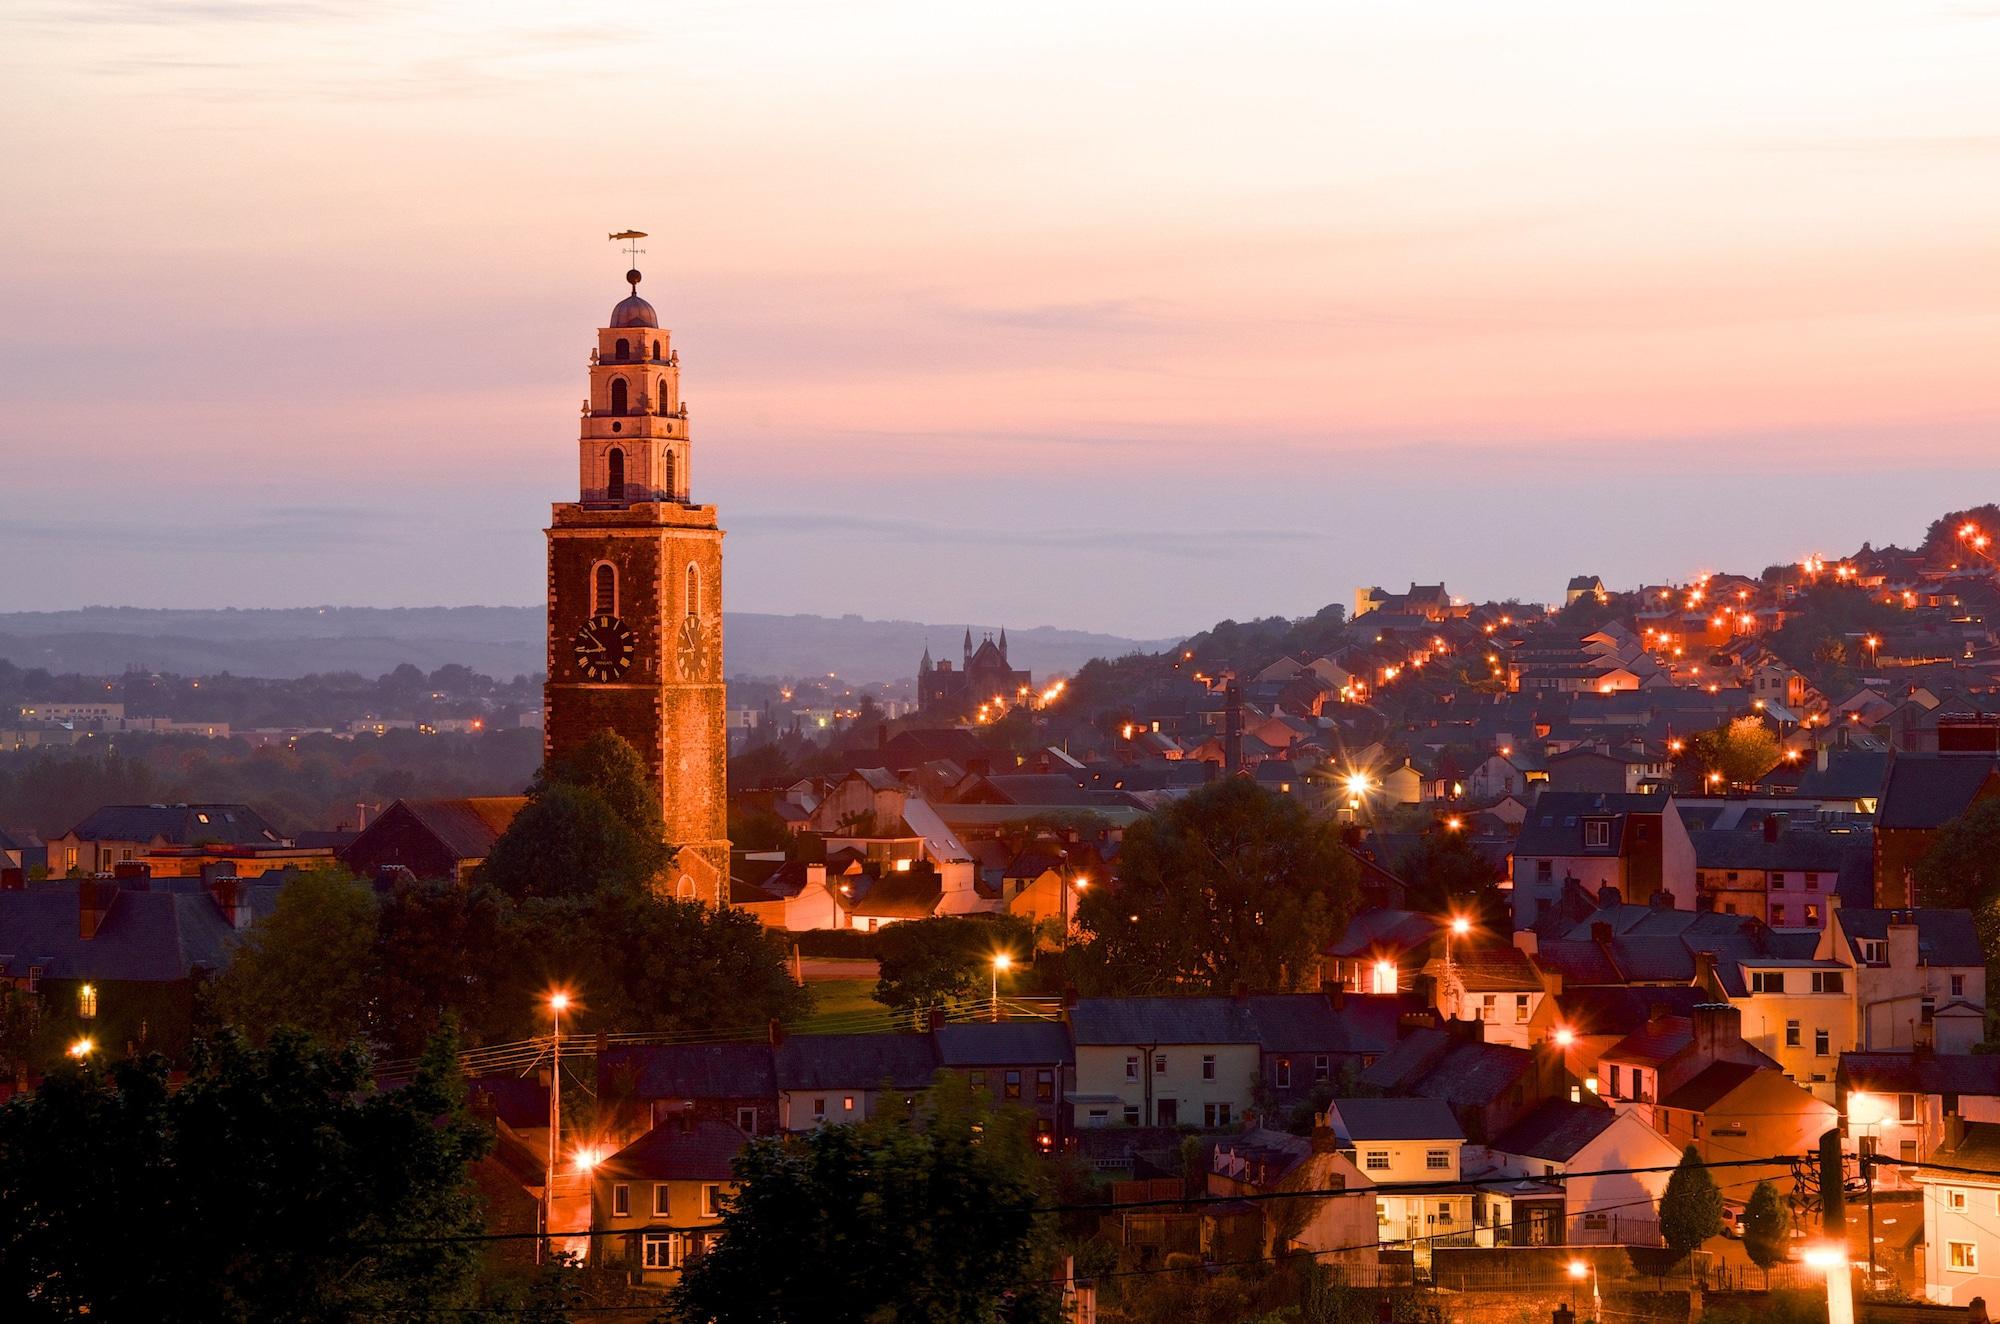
[1721,1202,1746,1239]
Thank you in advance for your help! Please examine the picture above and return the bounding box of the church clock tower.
[544,261,729,902]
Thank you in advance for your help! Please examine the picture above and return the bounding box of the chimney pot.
[768,1018,785,1048]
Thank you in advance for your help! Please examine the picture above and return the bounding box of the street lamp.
[1567,1258,1598,1320]
[991,953,1012,1019]
[1805,1243,1855,1324]
[1446,914,1471,1018]
[67,1036,95,1061]
[544,990,572,1261]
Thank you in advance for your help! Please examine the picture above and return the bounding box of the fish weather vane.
[609,229,648,266]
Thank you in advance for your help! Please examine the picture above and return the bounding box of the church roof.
[610,292,657,328]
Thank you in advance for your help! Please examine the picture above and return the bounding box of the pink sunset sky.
[3,1,1998,637]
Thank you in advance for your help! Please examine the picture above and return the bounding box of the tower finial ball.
[627,268,642,288]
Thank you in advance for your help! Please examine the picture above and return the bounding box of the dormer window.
[1584,819,1612,848]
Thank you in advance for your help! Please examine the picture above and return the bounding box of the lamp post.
[991,954,1011,1020]
[544,990,570,1262]
[1446,914,1471,1018]
[1567,1259,1586,1319]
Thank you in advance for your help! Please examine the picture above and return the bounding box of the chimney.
[1649,889,1674,911]
[1945,1112,1966,1153]
[1887,918,1920,971]
[1647,1003,1670,1031]
[1327,987,1347,1011]
[768,1018,785,1048]
[112,861,151,886]
[1597,885,1621,908]
[1224,681,1243,776]
[1590,921,1613,945]
[1231,980,1249,1004]
[1693,950,1717,993]
[1692,1002,1741,1060]
[877,723,889,750]
[0,868,23,891]
[1513,930,1539,957]
[209,875,252,931]
[1762,813,1781,844]
[1309,1124,1341,1155]
[79,878,117,939]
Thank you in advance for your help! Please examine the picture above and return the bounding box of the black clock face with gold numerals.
[572,614,637,682]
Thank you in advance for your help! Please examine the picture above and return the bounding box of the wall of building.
[1072,1043,1261,1127]
[1921,1179,2000,1305]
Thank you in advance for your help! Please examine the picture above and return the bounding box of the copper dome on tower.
[610,268,658,328]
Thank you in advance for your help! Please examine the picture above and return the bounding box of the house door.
[1156,1099,1178,1126]
[1528,1207,1551,1245]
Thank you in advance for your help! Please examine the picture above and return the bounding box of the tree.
[479,782,666,900]
[1073,780,1359,994]
[211,870,377,1044]
[669,1074,1064,1323]
[1742,1179,1791,1287]
[521,890,810,1040]
[369,878,520,1055]
[537,730,664,841]
[873,916,1036,1022]
[0,1029,490,1320]
[1659,1144,1723,1256]
[1914,796,2000,911]
[1395,827,1505,919]
[1677,716,1782,791]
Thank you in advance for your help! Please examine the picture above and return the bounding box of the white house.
[1484,1098,1684,1245]
[1916,1120,2000,1305]
[1323,1097,1471,1264]
[1067,998,1263,1130]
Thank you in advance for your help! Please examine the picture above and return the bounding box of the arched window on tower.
[609,378,628,414]
[593,563,617,616]
[652,339,662,361]
[606,447,625,501]
[615,338,630,362]
[658,380,670,415]
[686,563,700,618]
[664,449,676,499]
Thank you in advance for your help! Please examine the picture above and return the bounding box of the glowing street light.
[1554,1027,1575,1047]
[1372,959,1398,994]
[991,953,1013,1018]
[67,1036,95,1060]
[543,989,573,1262]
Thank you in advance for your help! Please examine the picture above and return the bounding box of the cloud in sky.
[2,1,1998,633]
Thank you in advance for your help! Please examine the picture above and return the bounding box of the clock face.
[676,614,703,679]
[572,614,638,682]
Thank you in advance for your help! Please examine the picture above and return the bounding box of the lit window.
[842,1095,855,1112]
[77,984,97,1019]
[1950,1241,1978,1271]
[643,1233,684,1270]
[1949,1189,1968,1211]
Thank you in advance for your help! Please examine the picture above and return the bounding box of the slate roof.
[774,1033,938,1091]
[1603,1014,1694,1066]
[63,803,281,847]
[1359,1028,1534,1107]
[1659,1061,1762,1112]
[932,1021,1072,1066]
[1327,1096,1464,1142]
[975,775,1096,807]
[1324,909,1435,959]
[1877,754,2000,830]
[1514,792,1670,857]
[0,881,252,981]
[844,871,942,919]
[1068,997,1262,1046]
[1452,946,1542,992]
[1794,751,1890,800]
[1839,1052,2000,1098]
[394,797,528,860]
[1538,986,1709,1038]
[1243,994,1411,1056]
[1836,909,1984,967]
[602,1117,747,1183]
[1688,829,1852,873]
[1489,1099,1619,1162]
[1927,1121,2000,1175]
[599,1042,778,1099]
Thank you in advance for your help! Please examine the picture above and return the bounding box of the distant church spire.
[998,627,1008,661]
[920,644,933,674]
[963,627,973,667]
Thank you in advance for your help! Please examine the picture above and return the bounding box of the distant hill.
[0,608,1178,684]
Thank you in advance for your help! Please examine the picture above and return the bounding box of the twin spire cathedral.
[543,255,730,903]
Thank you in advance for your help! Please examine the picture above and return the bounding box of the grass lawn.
[799,964,891,1033]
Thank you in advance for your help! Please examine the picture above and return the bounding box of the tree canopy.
[873,915,1037,1023]
[1073,779,1359,995]
[669,1074,1063,1324]
[1675,716,1782,791]
[211,870,378,1046]
[1659,1145,1723,1256]
[0,1030,489,1321]
[1742,1179,1792,1285]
